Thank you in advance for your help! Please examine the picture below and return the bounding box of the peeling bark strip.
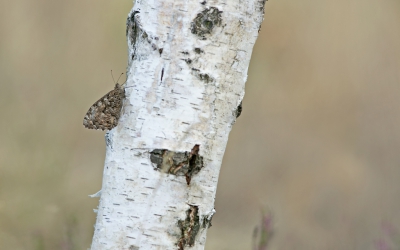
[150,145,203,185]
[177,205,201,249]
[90,0,267,249]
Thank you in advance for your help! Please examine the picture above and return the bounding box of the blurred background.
[1,0,400,249]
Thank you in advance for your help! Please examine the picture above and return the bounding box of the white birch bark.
[90,0,266,249]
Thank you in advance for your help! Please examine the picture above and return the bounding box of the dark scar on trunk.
[150,145,203,185]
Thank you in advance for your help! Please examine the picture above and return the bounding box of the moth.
[83,72,126,131]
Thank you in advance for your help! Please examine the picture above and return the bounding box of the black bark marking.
[198,73,212,83]
[149,145,203,185]
[161,68,164,81]
[126,11,161,59]
[126,11,140,60]
[259,0,268,12]
[191,68,214,83]
[183,58,192,64]
[105,132,112,148]
[258,0,268,32]
[194,48,203,54]
[180,51,192,64]
[202,213,214,228]
[177,205,200,250]
[235,101,243,118]
[191,7,223,40]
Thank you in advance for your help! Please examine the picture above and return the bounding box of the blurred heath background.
[1,0,400,249]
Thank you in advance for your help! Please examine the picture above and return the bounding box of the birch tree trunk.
[90,0,266,249]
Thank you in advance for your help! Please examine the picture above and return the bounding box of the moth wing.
[83,85,125,130]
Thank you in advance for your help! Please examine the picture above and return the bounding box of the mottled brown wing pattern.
[83,83,125,130]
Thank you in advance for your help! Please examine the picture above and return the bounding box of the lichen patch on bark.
[191,7,223,39]
[149,145,203,185]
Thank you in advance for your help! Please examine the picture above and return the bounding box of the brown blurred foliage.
[1,0,400,249]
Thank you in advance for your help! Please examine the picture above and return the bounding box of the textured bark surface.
[91,0,266,249]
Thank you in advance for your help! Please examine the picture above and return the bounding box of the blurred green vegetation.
[1,0,400,249]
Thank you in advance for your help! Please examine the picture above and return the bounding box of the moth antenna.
[121,75,128,86]
[116,73,124,84]
[111,70,116,84]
